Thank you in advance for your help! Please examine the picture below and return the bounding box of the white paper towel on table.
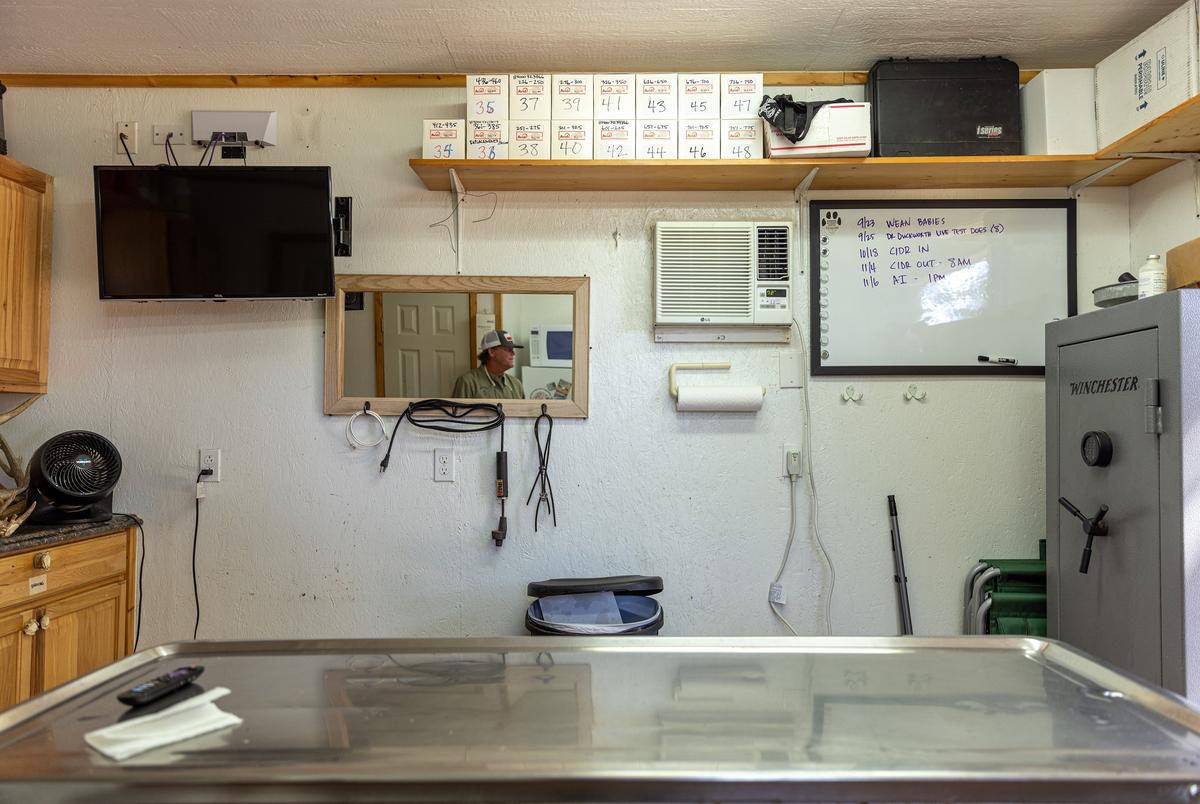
[675,386,764,412]
[85,686,242,761]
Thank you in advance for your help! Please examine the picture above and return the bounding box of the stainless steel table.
[1,637,1199,802]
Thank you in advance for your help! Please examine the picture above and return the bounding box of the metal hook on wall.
[841,385,863,403]
[903,384,927,402]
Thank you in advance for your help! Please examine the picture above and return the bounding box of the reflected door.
[381,293,470,398]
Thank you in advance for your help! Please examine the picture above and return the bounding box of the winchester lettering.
[1068,376,1139,395]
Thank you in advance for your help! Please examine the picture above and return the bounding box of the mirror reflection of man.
[452,329,526,400]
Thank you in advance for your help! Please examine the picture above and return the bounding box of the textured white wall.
[1131,160,1200,267]
[0,86,1127,643]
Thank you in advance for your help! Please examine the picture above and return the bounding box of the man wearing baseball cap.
[451,329,526,400]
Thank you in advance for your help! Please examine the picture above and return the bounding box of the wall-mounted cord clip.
[525,403,556,531]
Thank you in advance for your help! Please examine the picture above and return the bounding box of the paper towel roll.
[675,386,764,412]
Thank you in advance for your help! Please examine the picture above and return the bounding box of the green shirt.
[452,366,526,400]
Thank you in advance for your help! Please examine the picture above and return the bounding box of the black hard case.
[866,58,1021,156]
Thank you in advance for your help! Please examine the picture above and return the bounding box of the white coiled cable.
[346,406,387,448]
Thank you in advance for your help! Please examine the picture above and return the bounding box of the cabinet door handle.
[22,620,39,636]
[33,552,52,570]
[38,614,50,630]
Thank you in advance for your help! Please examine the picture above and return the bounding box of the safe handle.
[1058,497,1109,574]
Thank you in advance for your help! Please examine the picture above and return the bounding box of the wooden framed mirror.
[325,275,589,418]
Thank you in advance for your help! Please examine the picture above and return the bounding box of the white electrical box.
[467,120,509,160]
[510,74,550,120]
[636,73,679,118]
[594,74,636,119]
[191,110,278,146]
[594,119,635,159]
[421,119,466,159]
[721,73,763,119]
[466,75,509,121]
[678,120,721,159]
[552,121,593,160]
[511,121,551,160]
[551,74,594,120]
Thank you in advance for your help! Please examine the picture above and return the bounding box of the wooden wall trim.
[1,70,1040,89]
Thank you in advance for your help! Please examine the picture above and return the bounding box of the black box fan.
[25,431,121,526]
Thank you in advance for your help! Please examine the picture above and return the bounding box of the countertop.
[0,514,139,557]
[0,636,1199,803]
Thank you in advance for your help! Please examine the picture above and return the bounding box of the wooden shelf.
[1096,95,1200,158]
[410,155,1172,193]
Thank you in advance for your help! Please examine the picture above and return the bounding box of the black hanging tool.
[525,404,556,531]
[493,404,507,546]
[887,495,914,635]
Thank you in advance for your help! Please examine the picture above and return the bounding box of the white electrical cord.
[794,316,836,636]
[346,407,387,448]
[770,475,801,636]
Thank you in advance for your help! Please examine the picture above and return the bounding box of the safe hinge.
[1144,377,1163,435]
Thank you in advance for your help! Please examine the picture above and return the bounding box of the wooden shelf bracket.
[1067,158,1132,199]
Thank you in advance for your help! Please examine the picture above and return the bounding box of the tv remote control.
[117,666,204,706]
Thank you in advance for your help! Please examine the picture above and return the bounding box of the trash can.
[525,575,664,636]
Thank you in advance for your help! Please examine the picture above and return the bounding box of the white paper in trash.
[537,591,624,625]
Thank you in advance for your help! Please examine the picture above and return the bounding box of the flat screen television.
[94,165,335,300]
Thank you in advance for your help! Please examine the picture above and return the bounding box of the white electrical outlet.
[434,448,455,482]
[115,122,139,155]
[783,444,802,477]
[153,124,187,146]
[198,449,221,482]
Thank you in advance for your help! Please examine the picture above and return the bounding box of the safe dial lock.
[1080,430,1113,467]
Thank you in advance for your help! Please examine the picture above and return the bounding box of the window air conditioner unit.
[654,221,793,327]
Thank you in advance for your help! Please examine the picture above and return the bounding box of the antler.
[0,395,38,538]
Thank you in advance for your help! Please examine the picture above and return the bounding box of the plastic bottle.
[1138,254,1167,299]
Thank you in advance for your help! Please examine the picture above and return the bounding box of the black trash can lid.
[528,575,663,598]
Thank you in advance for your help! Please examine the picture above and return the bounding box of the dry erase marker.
[978,355,1017,365]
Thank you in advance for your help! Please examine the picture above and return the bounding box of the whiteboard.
[810,200,1076,375]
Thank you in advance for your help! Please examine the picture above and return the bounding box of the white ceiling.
[0,0,1186,74]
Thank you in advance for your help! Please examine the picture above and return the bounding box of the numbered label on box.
[552,74,594,120]
[594,120,635,159]
[553,122,593,160]
[510,74,549,120]
[678,74,720,119]
[637,121,678,159]
[721,73,763,119]
[467,75,509,121]
[467,120,509,160]
[511,122,550,160]
[636,74,678,118]
[422,119,466,160]
[595,74,635,119]
[679,120,720,160]
[721,119,763,159]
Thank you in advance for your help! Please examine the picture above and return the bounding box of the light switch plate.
[779,352,803,388]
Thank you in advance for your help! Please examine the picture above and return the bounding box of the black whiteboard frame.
[809,199,1077,377]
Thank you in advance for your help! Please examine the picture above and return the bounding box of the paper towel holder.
[668,362,765,411]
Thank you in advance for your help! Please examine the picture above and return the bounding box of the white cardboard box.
[1021,69,1098,154]
[1096,0,1198,150]
[636,120,678,159]
[678,73,720,119]
[466,75,509,121]
[594,74,636,119]
[551,74,594,120]
[510,74,550,120]
[721,119,763,159]
[594,119,635,159]
[678,120,721,159]
[636,74,678,119]
[511,121,551,160]
[421,119,466,159]
[764,103,871,158]
[467,120,509,160]
[552,121,593,159]
[721,73,763,119]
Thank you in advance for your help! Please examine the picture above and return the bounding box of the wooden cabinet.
[0,154,53,393]
[0,526,135,706]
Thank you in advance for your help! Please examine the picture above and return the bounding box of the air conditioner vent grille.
[657,224,753,318]
[756,226,790,283]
